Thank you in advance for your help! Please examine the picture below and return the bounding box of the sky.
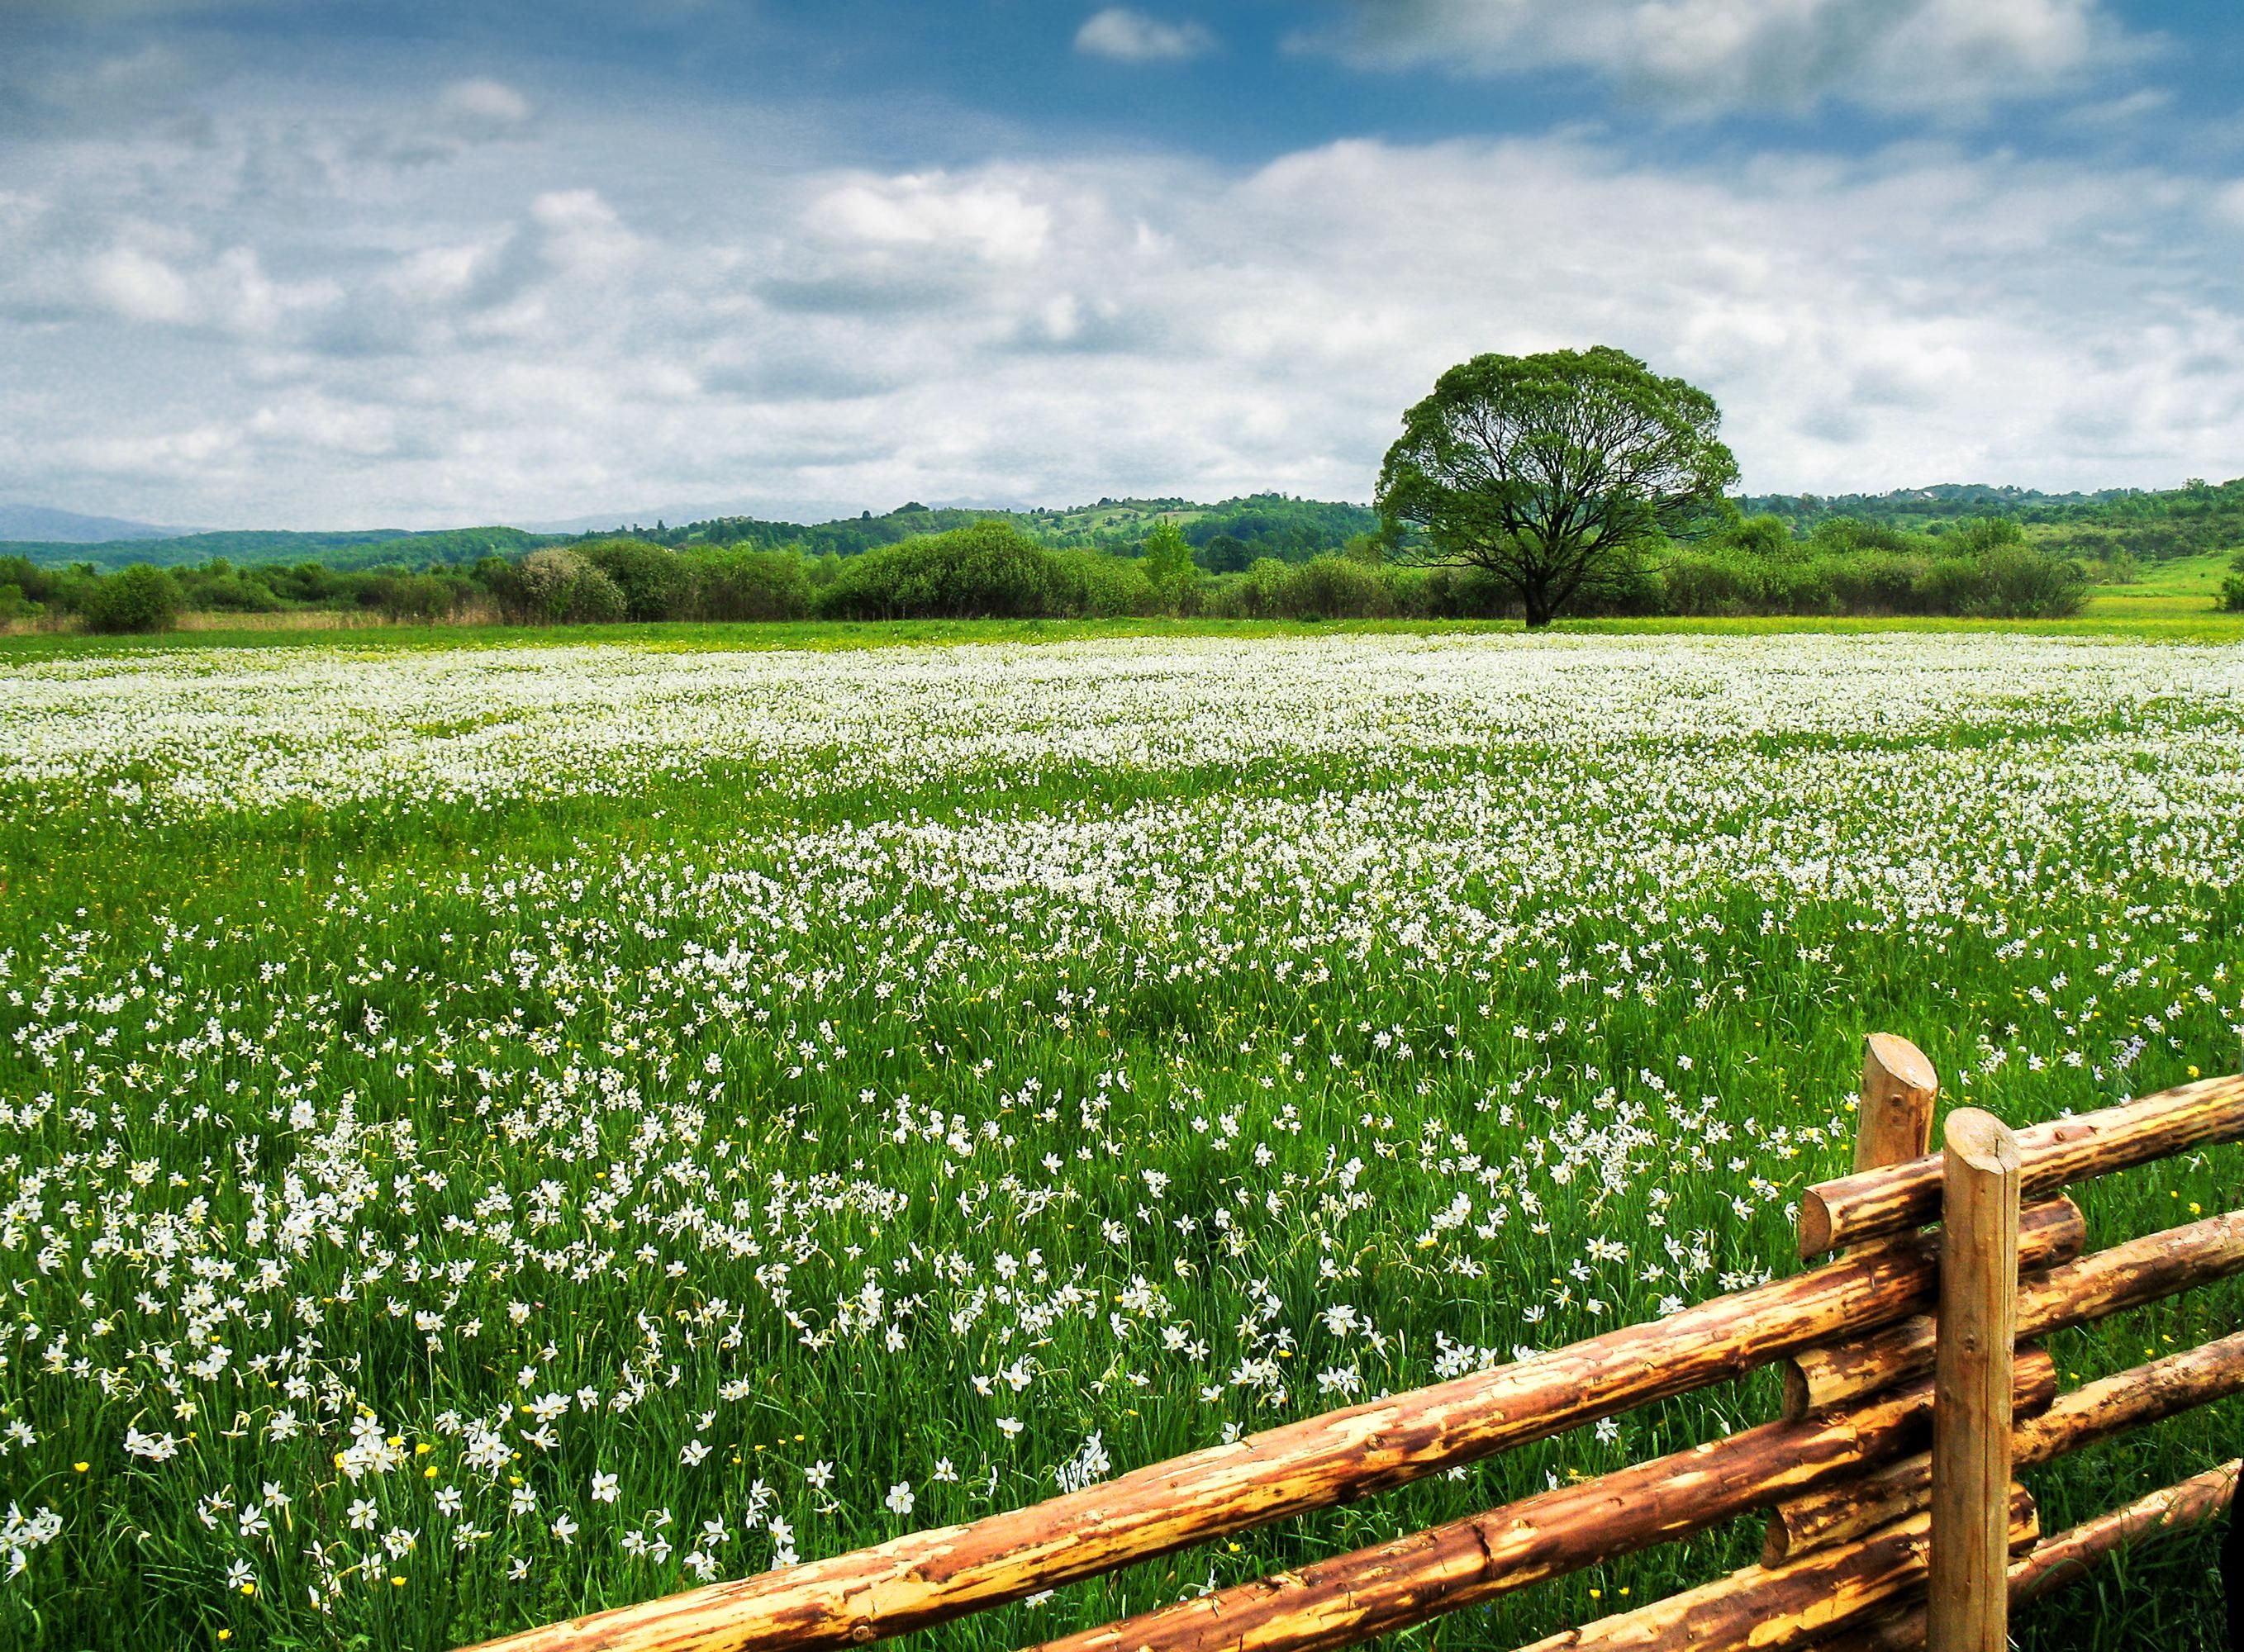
[3,1,2244,529]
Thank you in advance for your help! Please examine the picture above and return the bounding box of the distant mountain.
[0,504,181,543]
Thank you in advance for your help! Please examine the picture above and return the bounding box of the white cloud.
[1295,0,2140,117]
[1075,7,1215,64]
[529,189,640,276]
[7,82,2244,527]
[440,78,533,128]
[809,173,1054,263]
[85,246,197,325]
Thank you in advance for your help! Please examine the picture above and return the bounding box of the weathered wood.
[1506,1488,2036,1652]
[462,1212,2078,1652]
[1780,1199,2080,1419]
[1854,1035,1938,1177]
[1924,1110,2018,1652]
[1029,1356,2056,1652]
[1805,1460,2241,1652]
[1798,1071,2244,1256]
[1762,1036,1942,1563]
[1783,1205,2244,1415]
[1779,1199,2081,1419]
[1769,1329,2244,1561]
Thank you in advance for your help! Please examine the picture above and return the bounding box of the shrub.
[1049,549,1156,618]
[83,563,183,634]
[185,573,286,614]
[818,522,1072,620]
[1282,556,1393,620]
[1917,545,2085,619]
[508,548,627,624]
[1655,548,1771,616]
[368,572,464,624]
[683,548,813,622]
[2219,553,2244,613]
[581,539,689,621]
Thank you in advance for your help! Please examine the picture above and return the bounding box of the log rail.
[463,1048,2244,1652]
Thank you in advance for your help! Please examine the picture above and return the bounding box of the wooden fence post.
[1766,1033,1941,1550]
[1926,1108,2022,1652]
[1854,1033,1938,1181]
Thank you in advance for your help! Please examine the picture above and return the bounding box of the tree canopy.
[1376,346,1738,626]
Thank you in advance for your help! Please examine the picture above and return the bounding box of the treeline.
[1742,475,2244,566]
[1657,514,2089,619]
[605,492,1383,565]
[9,513,2099,634]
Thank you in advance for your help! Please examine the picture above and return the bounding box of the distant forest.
[6,476,2243,633]
[0,495,1382,575]
[8,477,2244,577]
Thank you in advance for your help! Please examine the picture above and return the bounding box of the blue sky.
[4,0,2243,527]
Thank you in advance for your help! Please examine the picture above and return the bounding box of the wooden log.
[1029,1357,2056,1652]
[1798,1070,2244,1256]
[1769,1328,2244,1561]
[1781,1199,2081,1419]
[1853,1034,1938,1178]
[1763,1036,1942,1560]
[1505,1488,2037,1652]
[1805,1460,2241,1652]
[1783,1205,2244,1416]
[1924,1109,2019,1652]
[462,1211,2082,1652]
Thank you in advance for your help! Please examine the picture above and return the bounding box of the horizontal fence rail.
[1798,1072,2244,1256]
[464,1051,2244,1652]
[1808,1460,2242,1652]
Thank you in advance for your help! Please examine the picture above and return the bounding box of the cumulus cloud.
[1295,0,2139,117]
[4,82,2243,526]
[1075,7,1215,64]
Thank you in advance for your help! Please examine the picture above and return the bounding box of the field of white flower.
[1,631,2239,1650]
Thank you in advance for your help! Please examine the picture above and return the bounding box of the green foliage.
[367,572,468,624]
[1052,548,1159,618]
[1274,555,1395,620]
[1722,514,1796,558]
[819,522,1077,620]
[682,546,815,622]
[501,548,628,624]
[580,539,691,622]
[81,563,183,633]
[1656,521,2085,620]
[1378,345,1739,627]
[2219,550,2244,613]
[1137,521,1196,609]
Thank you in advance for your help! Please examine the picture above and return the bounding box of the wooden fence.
[467,1037,2244,1652]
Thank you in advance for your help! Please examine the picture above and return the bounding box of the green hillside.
[1740,475,2244,562]
[3,525,554,574]
[12,477,2241,579]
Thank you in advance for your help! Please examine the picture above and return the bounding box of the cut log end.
[1799,1190,1838,1257]
[1864,1034,1938,1108]
[1941,1107,2023,1175]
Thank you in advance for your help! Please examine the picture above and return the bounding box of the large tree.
[1376,347,1738,628]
